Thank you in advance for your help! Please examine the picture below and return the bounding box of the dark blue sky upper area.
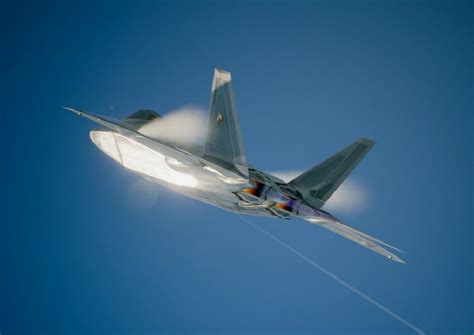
[2,1,472,334]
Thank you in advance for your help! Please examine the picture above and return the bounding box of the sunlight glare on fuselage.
[90,131,198,188]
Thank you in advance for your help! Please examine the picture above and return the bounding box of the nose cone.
[89,130,122,164]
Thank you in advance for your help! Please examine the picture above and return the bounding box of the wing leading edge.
[304,217,405,263]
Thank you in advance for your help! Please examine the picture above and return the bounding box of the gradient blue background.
[2,1,472,334]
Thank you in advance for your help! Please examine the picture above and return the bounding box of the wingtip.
[389,254,406,264]
[63,106,83,116]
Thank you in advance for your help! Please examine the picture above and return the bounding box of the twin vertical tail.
[290,139,405,263]
[202,69,249,178]
[289,138,375,209]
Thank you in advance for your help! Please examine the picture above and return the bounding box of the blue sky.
[2,1,472,334]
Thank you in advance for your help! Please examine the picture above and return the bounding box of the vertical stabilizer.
[203,69,248,177]
[290,138,375,209]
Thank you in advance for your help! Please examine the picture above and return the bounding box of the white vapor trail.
[269,170,368,213]
[138,106,208,147]
[238,216,425,335]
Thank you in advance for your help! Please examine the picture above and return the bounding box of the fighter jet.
[66,69,404,263]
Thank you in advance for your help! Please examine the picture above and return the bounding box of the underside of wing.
[304,217,405,263]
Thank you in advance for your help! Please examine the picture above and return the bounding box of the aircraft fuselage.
[67,68,404,263]
[90,128,335,224]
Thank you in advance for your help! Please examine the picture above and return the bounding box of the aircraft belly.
[90,130,278,218]
[90,130,255,211]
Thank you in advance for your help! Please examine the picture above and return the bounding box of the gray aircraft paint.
[66,69,404,263]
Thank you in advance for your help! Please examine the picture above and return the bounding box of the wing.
[304,217,405,263]
[63,107,133,133]
[202,69,248,178]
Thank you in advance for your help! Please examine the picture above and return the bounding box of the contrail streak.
[238,216,425,335]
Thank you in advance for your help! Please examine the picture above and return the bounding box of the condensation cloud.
[138,106,208,147]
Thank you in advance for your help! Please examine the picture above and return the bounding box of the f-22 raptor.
[67,69,404,263]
